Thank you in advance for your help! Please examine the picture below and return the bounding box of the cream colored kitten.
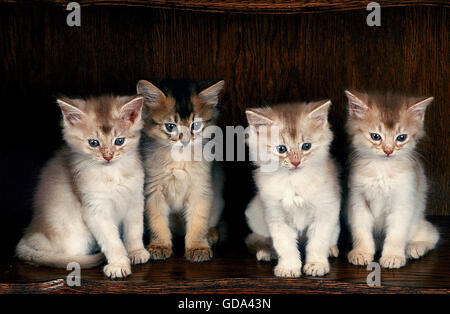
[16,95,150,278]
[345,90,439,269]
[137,79,225,262]
[245,101,341,277]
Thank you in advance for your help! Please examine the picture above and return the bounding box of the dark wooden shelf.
[0,216,449,294]
[1,0,448,14]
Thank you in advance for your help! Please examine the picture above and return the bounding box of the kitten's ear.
[198,80,225,106]
[57,98,85,125]
[408,97,433,121]
[345,90,368,118]
[308,100,331,124]
[245,108,273,128]
[119,96,144,124]
[136,80,166,109]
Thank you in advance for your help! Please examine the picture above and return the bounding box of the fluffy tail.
[245,233,276,262]
[16,240,105,269]
[245,233,273,254]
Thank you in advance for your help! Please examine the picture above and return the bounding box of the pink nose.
[291,161,300,168]
[103,155,113,162]
[383,149,393,156]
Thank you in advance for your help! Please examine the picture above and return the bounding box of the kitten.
[137,79,225,262]
[16,95,150,278]
[245,101,341,277]
[345,90,439,269]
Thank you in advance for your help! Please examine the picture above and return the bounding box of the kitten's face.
[57,95,143,164]
[137,79,224,149]
[345,90,433,160]
[246,101,332,171]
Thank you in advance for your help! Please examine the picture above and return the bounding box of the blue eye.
[114,137,125,146]
[276,145,287,154]
[88,139,99,147]
[396,134,407,142]
[191,121,202,131]
[370,133,382,141]
[165,123,177,132]
[302,143,311,151]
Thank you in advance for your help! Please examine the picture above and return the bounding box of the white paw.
[281,197,295,209]
[103,260,131,279]
[256,249,276,262]
[348,250,373,266]
[303,261,330,277]
[406,242,429,259]
[293,195,305,207]
[129,248,150,265]
[379,254,406,269]
[274,263,302,278]
[328,245,339,258]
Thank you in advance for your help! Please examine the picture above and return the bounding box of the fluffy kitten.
[16,95,150,278]
[345,90,439,269]
[245,101,341,277]
[137,79,225,262]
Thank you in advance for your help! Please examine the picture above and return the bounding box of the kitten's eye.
[88,139,100,147]
[114,137,125,146]
[276,145,287,154]
[165,123,177,133]
[396,134,407,142]
[302,143,311,151]
[370,133,382,141]
[191,121,202,131]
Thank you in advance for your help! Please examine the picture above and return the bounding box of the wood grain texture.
[1,0,449,14]
[0,216,449,294]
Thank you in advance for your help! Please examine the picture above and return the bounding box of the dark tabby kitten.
[137,79,225,262]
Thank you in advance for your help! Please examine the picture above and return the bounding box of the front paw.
[328,245,339,258]
[185,247,213,262]
[304,261,330,277]
[379,254,406,269]
[103,260,131,279]
[207,227,219,245]
[406,242,429,259]
[274,262,302,278]
[148,244,172,260]
[348,249,373,266]
[129,248,150,265]
[256,249,277,262]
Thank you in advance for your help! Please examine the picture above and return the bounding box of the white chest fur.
[75,153,144,218]
[353,159,415,217]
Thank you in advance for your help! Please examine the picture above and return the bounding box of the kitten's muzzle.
[178,129,192,146]
[383,148,393,156]
[102,154,114,162]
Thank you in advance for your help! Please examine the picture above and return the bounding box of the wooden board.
[0,216,449,294]
[0,0,448,14]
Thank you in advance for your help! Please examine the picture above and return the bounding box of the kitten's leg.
[184,194,213,262]
[304,209,339,276]
[406,166,439,259]
[146,190,173,260]
[123,196,150,265]
[269,221,301,277]
[406,219,439,259]
[379,193,415,269]
[245,196,276,261]
[264,204,301,277]
[328,224,340,258]
[84,203,131,279]
[347,193,375,266]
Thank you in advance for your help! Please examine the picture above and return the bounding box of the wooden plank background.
[1,0,449,14]
[0,3,448,254]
